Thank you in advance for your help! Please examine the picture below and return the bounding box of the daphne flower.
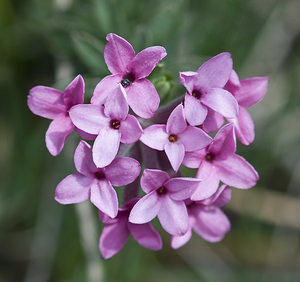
[27,75,84,156]
[55,141,141,218]
[91,33,167,119]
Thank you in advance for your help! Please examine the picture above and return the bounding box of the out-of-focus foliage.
[1,0,300,281]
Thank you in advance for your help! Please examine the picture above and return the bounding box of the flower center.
[168,134,178,143]
[94,170,106,180]
[205,152,214,162]
[192,89,202,99]
[110,119,121,130]
[121,73,135,88]
[157,186,167,195]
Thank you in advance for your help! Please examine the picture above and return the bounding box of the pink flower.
[140,104,212,171]
[91,33,167,119]
[171,185,231,249]
[224,70,268,145]
[99,198,162,259]
[183,123,259,200]
[69,84,143,168]
[180,52,238,126]
[129,169,201,235]
[27,75,85,156]
[55,141,141,218]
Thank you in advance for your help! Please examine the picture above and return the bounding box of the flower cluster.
[28,33,268,259]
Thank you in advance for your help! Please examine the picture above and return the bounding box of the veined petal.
[63,75,85,107]
[104,157,141,186]
[171,228,192,249]
[179,71,199,94]
[164,142,185,172]
[45,115,74,156]
[182,149,206,168]
[202,109,224,133]
[93,127,121,168]
[69,104,108,134]
[120,115,142,144]
[129,192,161,224]
[55,173,92,204]
[74,141,97,176]
[184,94,208,126]
[140,169,170,193]
[166,104,186,135]
[91,74,123,105]
[200,184,231,207]
[215,154,259,189]
[140,124,168,151]
[130,46,167,79]
[128,222,162,250]
[104,33,135,74]
[28,86,66,119]
[126,78,160,119]
[90,180,118,218]
[75,127,97,141]
[166,177,201,200]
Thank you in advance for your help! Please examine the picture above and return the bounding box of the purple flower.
[129,169,201,235]
[27,75,85,156]
[224,70,268,145]
[55,141,141,218]
[91,33,167,119]
[70,84,143,168]
[140,104,212,171]
[183,123,259,200]
[171,185,231,249]
[180,52,238,126]
[99,198,162,259]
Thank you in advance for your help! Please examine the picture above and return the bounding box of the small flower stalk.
[28,33,268,258]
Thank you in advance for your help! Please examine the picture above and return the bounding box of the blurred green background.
[1,0,300,281]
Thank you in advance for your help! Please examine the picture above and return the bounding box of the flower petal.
[200,184,231,207]
[120,114,142,144]
[158,197,189,235]
[140,169,170,193]
[63,75,85,107]
[184,94,208,126]
[104,33,135,74]
[166,104,186,135]
[90,180,118,218]
[182,149,206,168]
[166,177,201,200]
[74,141,97,176]
[179,71,199,94]
[92,127,121,168]
[55,173,92,204]
[129,46,167,79]
[171,228,192,249]
[129,192,161,224]
[128,222,162,250]
[215,154,259,189]
[164,142,185,172]
[126,78,160,119]
[104,157,141,186]
[28,86,66,119]
[69,104,108,134]
[140,124,168,151]
[202,109,224,133]
[45,115,74,156]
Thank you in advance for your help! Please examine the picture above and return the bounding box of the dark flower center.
[110,119,121,130]
[205,152,214,162]
[192,89,202,99]
[121,73,135,87]
[157,186,167,195]
[168,134,178,143]
[94,170,106,180]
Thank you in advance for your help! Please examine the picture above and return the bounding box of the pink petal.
[69,104,108,134]
[28,86,66,119]
[140,169,170,193]
[164,142,185,172]
[182,149,206,168]
[202,109,224,133]
[201,184,231,207]
[55,173,92,204]
[184,94,208,126]
[93,127,121,168]
[63,75,85,108]
[104,85,128,120]
[99,216,130,259]
[104,33,135,74]
[91,74,123,105]
[201,88,238,119]
[158,196,189,235]
[120,115,143,144]
[140,124,168,151]
[166,104,186,135]
[104,157,141,186]
[166,177,201,200]
[179,71,199,94]
[74,141,97,176]
[90,180,118,218]
[126,78,160,119]
[235,77,268,108]
[196,52,233,88]
[179,126,212,152]
[45,115,74,156]
[75,127,97,141]
[215,154,259,189]
[171,228,192,249]
[129,46,167,79]
[129,192,161,224]
[128,222,162,250]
